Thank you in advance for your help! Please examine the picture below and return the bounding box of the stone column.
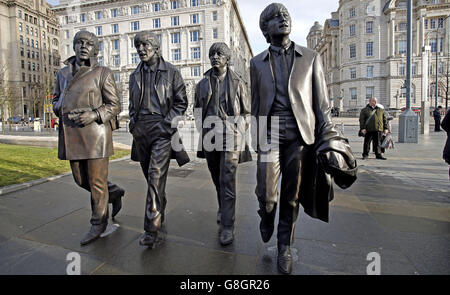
[390,12,396,57]
[418,9,426,56]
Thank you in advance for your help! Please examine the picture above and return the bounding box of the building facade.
[0,0,60,119]
[307,0,450,111]
[53,0,253,117]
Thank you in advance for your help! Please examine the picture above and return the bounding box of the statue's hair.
[259,3,291,43]
[208,42,231,62]
[73,30,99,56]
[134,31,161,56]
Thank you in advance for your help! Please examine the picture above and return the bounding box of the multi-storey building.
[53,0,253,117]
[307,0,450,111]
[0,0,60,119]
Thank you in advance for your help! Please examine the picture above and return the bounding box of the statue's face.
[74,36,96,61]
[135,35,157,63]
[209,49,228,70]
[266,7,291,41]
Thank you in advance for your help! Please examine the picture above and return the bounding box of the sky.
[45,0,339,54]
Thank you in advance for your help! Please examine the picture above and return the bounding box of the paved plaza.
[0,118,448,275]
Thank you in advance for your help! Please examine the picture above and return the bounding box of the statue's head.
[259,3,291,44]
[134,31,161,63]
[209,42,231,70]
[73,31,99,62]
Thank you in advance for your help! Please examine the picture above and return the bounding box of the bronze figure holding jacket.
[251,3,357,274]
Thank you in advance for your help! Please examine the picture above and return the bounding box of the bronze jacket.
[129,57,190,167]
[250,43,357,222]
[52,56,121,160]
[194,68,252,163]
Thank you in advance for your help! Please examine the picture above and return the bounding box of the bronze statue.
[129,31,189,247]
[52,31,124,246]
[251,3,357,274]
[194,42,252,246]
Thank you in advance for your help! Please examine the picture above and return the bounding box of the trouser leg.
[205,151,222,215]
[363,133,372,156]
[277,139,305,246]
[372,131,382,156]
[219,151,239,228]
[70,158,109,226]
[144,136,172,232]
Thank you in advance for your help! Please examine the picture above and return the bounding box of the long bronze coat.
[250,43,357,222]
[52,56,121,160]
[129,57,190,166]
[194,68,252,163]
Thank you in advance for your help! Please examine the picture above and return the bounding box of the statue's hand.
[73,111,97,126]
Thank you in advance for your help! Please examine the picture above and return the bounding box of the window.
[27,50,30,58]
[213,28,218,39]
[366,21,373,33]
[191,14,199,24]
[26,38,30,46]
[439,37,444,52]
[425,19,428,29]
[398,40,407,54]
[20,48,24,56]
[96,26,102,35]
[153,18,161,28]
[65,44,70,54]
[112,39,120,50]
[190,30,200,42]
[430,18,435,29]
[212,0,217,4]
[131,21,140,31]
[19,22,23,32]
[350,88,357,100]
[114,73,120,82]
[95,11,101,20]
[350,68,356,79]
[65,30,69,38]
[171,1,179,9]
[112,24,119,34]
[111,9,118,18]
[412,63,417,75]
[22,73,25,81]
[31,51,35,59]
[366,87,374,100]
[96,56,103,66]
[26,25,29,34]
[172,49,181,61]
[113,55,120,66]
[191,0,199,6]
[18,10,22,19]
[191,66,201,77]
[132,53,139,64]
[366,65,374,78]
[130,38,134,48]
[399,63,405,76]
[191,47,201,59]
[349,44,356,58]
[366,42,373,57]
[80,13,85,22]
[20,35,23,44]
[349,8,356,18]
[64,16,69,25]
[31,39,34,47]
[153,3,160,12]
[438,17,444,28]
[349,24,355,36]
[439,62,444,74]
[99,41,103,51]
[430,38,437,53]
[132,6,139,15]
[171,32,181,43]
[398,22,407,31]
[21,60,24,69]
[171,16,179,26]
[212,11,218,21]
[28,62,31,70]
[157,34,162,44]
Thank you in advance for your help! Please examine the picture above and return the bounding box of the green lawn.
[0,143,130,188]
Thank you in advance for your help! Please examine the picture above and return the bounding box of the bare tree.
[0,61,20,133]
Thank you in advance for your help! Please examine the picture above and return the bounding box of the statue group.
[52,3,357,275]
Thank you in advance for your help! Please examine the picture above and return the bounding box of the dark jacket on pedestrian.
[52,56,121,160]
[129,57,190,166]
[359,104,388,132]
[433,108,442,120]
[194,68,252,163]
[441,109,450,164]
